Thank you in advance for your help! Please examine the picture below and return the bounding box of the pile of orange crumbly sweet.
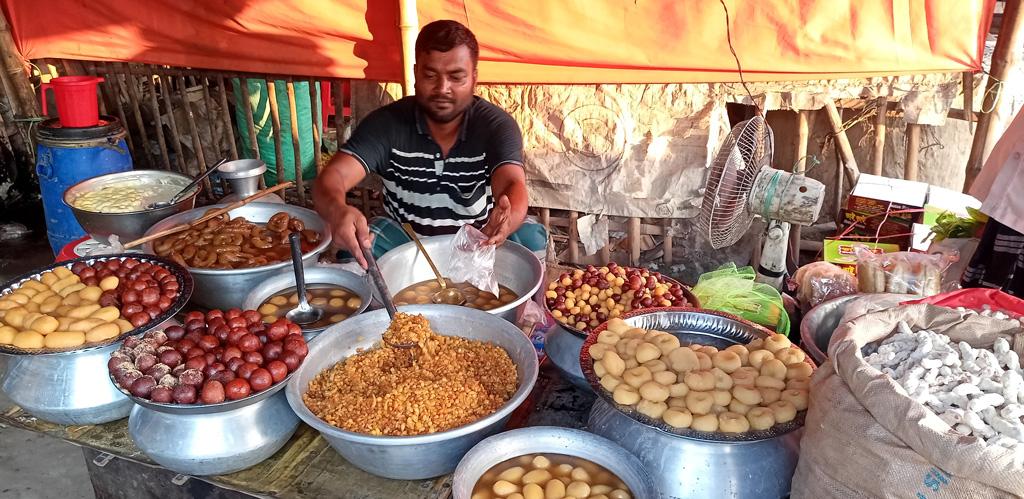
[302,313,518,436]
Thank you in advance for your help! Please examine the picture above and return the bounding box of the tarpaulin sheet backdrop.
[3,0,994,83]
[2,0,996,220]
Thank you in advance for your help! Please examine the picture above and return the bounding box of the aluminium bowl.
[285,304,539,480]
[242,266,372,340]
[452,426,657,499]
[142,202,332,310]
[64,170,199,245]
[375,235,544,324]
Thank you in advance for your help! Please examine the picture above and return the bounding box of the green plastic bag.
[692,263,791,336]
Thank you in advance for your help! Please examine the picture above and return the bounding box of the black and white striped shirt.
[340,96,524,236]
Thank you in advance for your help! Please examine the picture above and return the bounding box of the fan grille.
[698,116,773,249]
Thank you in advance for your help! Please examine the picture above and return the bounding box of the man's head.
[414,20,478,124]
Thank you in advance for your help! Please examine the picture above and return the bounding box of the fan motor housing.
[749,168,825,225]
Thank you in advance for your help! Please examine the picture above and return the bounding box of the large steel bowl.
[451,426,657,499]
[142,202,332,310]
[242,266,372,340]
[375,236,544,324]
[584,308,804,499]
[64,170,199,245]
[799,293,916,365]
[1,342,132,424]
[286,305,540,480]
[127,382,298,476]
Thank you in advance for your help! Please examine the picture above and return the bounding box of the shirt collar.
[414,96,478,143]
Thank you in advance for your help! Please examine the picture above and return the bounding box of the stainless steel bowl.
[285,305,540,480]
[375,236,544,324]
[1,342,132,424]
[800,293,915,364]
[451,426,658,499]
[242,266,372,340]
[583,308,804,498]
[142,202,332,310]
[127,387,298,476]
[64,170,199,245]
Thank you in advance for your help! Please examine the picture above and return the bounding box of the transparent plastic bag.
[692,263,791,336]
[447,225,499,297]
[791,261,858,312]
[854,248,950,297]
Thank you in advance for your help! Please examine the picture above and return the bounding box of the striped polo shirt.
[340,96,524,236]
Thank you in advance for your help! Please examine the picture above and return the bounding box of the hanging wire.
[719,0,761,116]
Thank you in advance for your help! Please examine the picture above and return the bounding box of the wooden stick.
[216,75,239,161]
[871,97,887,176]
[124,182,294,249]
[177,76,212,197]
[823,100,860,186]
[286,78,305,205]
[790,110,811,262]
[963,72,974,134]
[568,211,579,263]
[628,217,641,266]
[157,73,187,174]
[105,64,136,159]
[540,208,550,234]
[146,69,172,171]
[310,79,323,174]
[266,79,285,185]
[965,0,1023,192]
[199,76,221,164]
[662,218,672,266]
[84,62,110,117]
[904,123,921,181]
[238,78,261,159]
[118,63,150,168]
[599,242,611,264]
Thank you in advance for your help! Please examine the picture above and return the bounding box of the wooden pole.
[286,78,305,205]
[118,64,151,168]
[105,64,136,159]
[965,0,1023,192]
[157,73,187,174]
[823,100,861,186]
[789,110,811,269]
[266,79,285,186]
[871,97,887,176]
[216,76,239,161]
[904,123,921,181]
[178,76,212,196]
[199,77,221,162]
[568,211,580,264]
[398,0,419,96]
[963,72,975,134]
[662,219,673,266]
[238,78,261,160]
[144,68,172,171]
[309,79,323,174]
[628,217,641,266]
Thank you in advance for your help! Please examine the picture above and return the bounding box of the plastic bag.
[855,248,948,297]
[927,237,976,291]
[791,261,858,312]
[692,263,791,336]
[902,288,1024,319]
[447,225,499,297]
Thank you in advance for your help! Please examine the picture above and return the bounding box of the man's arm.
[313,153,372,266]
[482,163,528,245]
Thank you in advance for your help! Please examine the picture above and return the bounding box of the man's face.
[414,45,477,124]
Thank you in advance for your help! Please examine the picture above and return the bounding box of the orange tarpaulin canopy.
[2,0,995,84]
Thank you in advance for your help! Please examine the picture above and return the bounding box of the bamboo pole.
[266,79,285,186]
[177,76,213,197]
[398,0,419,96]
[157,73,187,174]
[966,0,1023,192]
[84,62,111,117]
[145,68,172,171]
[199,77,222,163]
[823,100,860,186]
[628,218,641,266]
[904,123,921,181]
[568,211,579,263]
[106,65,137,160]
[963,72,975,134]
[118,64,151,168]
[600,242,611,264]
[286,78,305,205]
[238,78,261,160]
[871,97,887,176]
[662,219,673,266]
[790,110,811,265]
[309,79,323,174]
[216,76,239,161]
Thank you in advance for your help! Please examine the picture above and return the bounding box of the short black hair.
[415,20,479,65]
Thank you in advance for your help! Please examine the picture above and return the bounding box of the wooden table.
[0,362,596,498]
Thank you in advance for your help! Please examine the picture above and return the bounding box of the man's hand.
[326,205,373,268]
[481,194,513,245]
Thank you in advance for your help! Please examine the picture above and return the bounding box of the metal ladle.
[148,158,227,209]
[284,232,323,325]
[400,223,466,306]
[361,246,417,352]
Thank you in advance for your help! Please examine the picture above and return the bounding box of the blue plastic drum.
[35,116,133,254]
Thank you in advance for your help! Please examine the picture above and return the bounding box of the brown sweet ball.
[730,367,759,388]
[623,366,653,388]
[763,333,792,353]
[786,362,814,381]
[748,350,775,369]
[683,370,716,391]
[690,413,719,432]
[685,391,715,415]
[787,378,811,391]
[724,344,750,365]
[710,367,734,390]
[637,399,668,419]
[769,400,798,423]
[732,385,763,406]
[694,351,713,370]
[636,341,663,363]
[775,346,806,365]
[639,381,670,403]
[712,350,743,373]
[667,347,700,373]
[613,384,641,405]
[760,359,788,380]
[759,387,782,405]
[718,411,750,433]
[746,407,776,430]
[780,389,809,411]
[663,408,694,429]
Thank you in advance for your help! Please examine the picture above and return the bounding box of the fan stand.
[755,219,790,289]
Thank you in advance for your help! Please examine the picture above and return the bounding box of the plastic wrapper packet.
[446,225,499,297]
[855,248,949,297]
[790,261,858,313]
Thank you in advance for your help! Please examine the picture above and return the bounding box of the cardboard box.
[824,239,902,276]
[841,174,929,250]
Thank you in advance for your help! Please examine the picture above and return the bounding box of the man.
[314,20,545,267]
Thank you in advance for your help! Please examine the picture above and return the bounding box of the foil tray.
[580,307,813,442]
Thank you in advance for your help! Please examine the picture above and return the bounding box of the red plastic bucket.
[40,76,105,127]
